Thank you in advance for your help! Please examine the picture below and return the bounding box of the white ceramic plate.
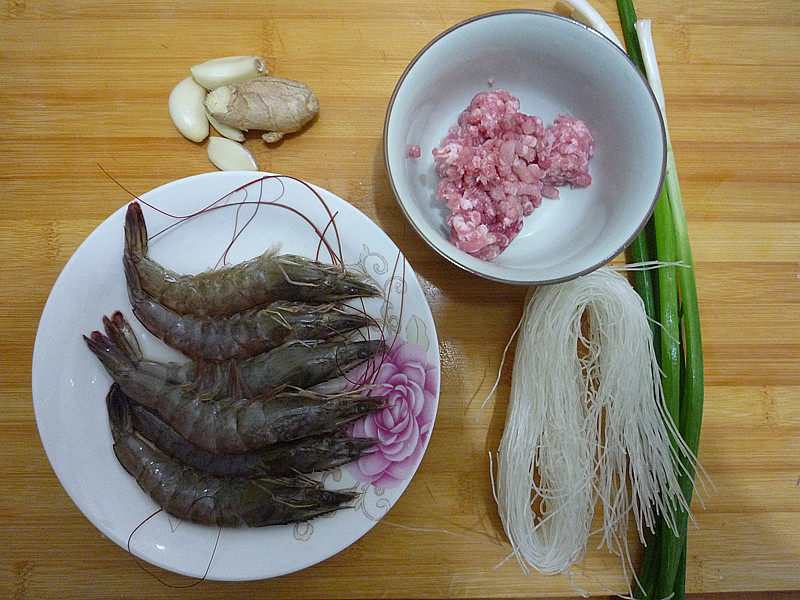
[32,172,440,581]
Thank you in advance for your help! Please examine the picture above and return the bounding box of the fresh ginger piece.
[205,76,319,142]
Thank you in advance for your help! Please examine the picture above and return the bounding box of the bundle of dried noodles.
[495,267,694,581]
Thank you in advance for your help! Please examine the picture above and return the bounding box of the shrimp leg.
[106,386,357,527]
[111,384,376,479]
[124,201,380,318]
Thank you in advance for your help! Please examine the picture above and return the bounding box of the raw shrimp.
[106,386,357,526]
[87,329,387,454]
[110,384,376,478]
[126,263,371,361]
[102,311,383,399]
[124,201,380,318]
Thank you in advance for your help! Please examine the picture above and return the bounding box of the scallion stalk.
[629,234,659,344]
[616,3,705,600]
[636,522,662,600]
[562,1,658,347]
[634,20,704,600]
[613,0,659,349]
[675,540,688,600]
[616,0,645,72]
[654,183,681,448]
[613,8,666,599]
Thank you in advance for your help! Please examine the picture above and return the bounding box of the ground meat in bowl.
[432,90,594,260]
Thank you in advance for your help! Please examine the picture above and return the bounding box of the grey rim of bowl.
[382,8,668,287]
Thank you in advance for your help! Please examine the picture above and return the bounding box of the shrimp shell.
[124,201,380,318]
[126,261,372,361]
[106,386,357,526]
[111,384,376,479]
[102,311,383,399]
[86,330,387,454]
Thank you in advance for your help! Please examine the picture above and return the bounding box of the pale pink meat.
[432,90,594,260]
[539,115,595,188]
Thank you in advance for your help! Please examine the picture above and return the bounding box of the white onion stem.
[561,0,623,48]
[634,19,671,140]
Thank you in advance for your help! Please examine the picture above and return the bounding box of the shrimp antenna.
[99,170,347,269]
[126,504,221,588]
[97,163,144,203]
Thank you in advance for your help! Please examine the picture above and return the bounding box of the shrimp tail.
[106,383,133,443]
[83,330,137,379]
[103,311,143,361]
[124,201,148,259]
[122,259,188,360]
[227,362,254,399]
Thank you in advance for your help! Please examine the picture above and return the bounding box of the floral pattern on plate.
[347,338,439,489]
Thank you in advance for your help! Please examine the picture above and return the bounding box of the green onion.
[674,540,688,600]
[613,0,658,350]
[652,130,705,600]
[617,0,645,73]
[629,232,659,345]
[566,0,659,347]
[636,522,662,600]
[615,3,705,599]
[654,183,681,449]
[635,20,705,600]
[613,10,667,600]
[652,188,683,598]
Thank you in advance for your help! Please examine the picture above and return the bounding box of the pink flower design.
[348,339,439,489]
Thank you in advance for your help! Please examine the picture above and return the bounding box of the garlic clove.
[207,112,246,142]
[206,136,259,171]
[168,77,209,142]
[190,55,268,90]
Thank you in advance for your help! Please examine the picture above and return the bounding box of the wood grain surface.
[1,0,798,598]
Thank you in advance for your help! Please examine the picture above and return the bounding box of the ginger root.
[204,76,319,143]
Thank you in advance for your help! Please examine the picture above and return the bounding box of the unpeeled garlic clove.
[207,112,246,142]
[169,77,209,142]
[206,136,259,171]
[190,55,268,90]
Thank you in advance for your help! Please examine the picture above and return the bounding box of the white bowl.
[384,9,666,285]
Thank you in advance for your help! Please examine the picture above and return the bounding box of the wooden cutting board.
[1,0,798,597]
